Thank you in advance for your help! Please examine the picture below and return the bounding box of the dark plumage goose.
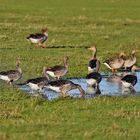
[45,79,85,97]
[44,56,69,80]
[27,27,48,48]
[103,52,126,73]
[88,46,100,73]
[121,75,137,88]
[86,72,102,94]
[18,77,49,93]
[123,49,139,69]
[121,66,138,88]
[0,60,22,84]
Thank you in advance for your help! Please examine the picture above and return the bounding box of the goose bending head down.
[86,72,102,94]
[121,65,138,89]
[45,80,85,97]
[123,49,139,69]
[88,46,100,73]
[0,59,22,85]
[44,56,69,80]
[103,52,126,73]
[26,27,48,48]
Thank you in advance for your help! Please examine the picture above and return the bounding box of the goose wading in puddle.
[45,79,85,98]
[26,27,48,48]
[0,59,22,85]
[121,65,138,89]
[44,56,69,80]
[86,72,102,94]
[18,76,49,94]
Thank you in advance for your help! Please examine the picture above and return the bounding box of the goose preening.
[18,76,49,93]
[44,56,69,80]
[45,80,85,97]
[0,60,22,85]
[26,27,48,48]
[86,72,102,94]
[123,49,139,69]
[88,46,100,73]
[103,52,126,73]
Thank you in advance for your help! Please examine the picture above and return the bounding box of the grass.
[0,0,140,139]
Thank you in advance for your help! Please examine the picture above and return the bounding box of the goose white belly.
[121,81,131,88]
[0,75,10,81]
[47,85,60,92]
[86,79,97,85]
[29,38,40,43]
[28,83,40,90]
[46,71,56,77]
[88,67,95,73]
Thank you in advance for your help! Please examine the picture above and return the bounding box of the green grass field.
[0,0,140,139]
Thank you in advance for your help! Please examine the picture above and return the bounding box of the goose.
[44,56,69,80]
[123,49,139,69]
[26,27,48,48]
[86,72,102,94]
[0,59,22,85]
[45,79,85,97]
[103,52,126,73]
[121,65,138,88]
[88,46,100,73]
[18,76,49,93]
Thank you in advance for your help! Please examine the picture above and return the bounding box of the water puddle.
[17,72,140,100]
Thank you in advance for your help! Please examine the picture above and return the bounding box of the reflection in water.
[16,72,140,100]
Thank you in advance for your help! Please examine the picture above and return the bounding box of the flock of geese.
[0,28,140,98]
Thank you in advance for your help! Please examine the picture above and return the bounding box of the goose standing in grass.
[103,52,126,73]
[86,72,102,94]
[44,56,69,80]
[0,59,22,85]
[45,79,85,97]
[18,76,49,94]
[26,27,48,48]
[88,46,100,73]
[123,49,139,70]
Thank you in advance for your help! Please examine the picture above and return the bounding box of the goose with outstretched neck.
[88,46,100,73]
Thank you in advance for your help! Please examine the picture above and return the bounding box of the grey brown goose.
[45,79,85,97]
[18,76,49,93]
[44,56,69,80]
[103,52,126,73]
[88,46,100,73]
[123,49,139,69]
[27,27,48,48]
[0,60,22,85]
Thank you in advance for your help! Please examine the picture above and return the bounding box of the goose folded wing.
[0,70,18,76]
[27,77,48,84]
[27,33,45,39]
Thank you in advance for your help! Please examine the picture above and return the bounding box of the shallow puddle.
[18,72,140,100]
